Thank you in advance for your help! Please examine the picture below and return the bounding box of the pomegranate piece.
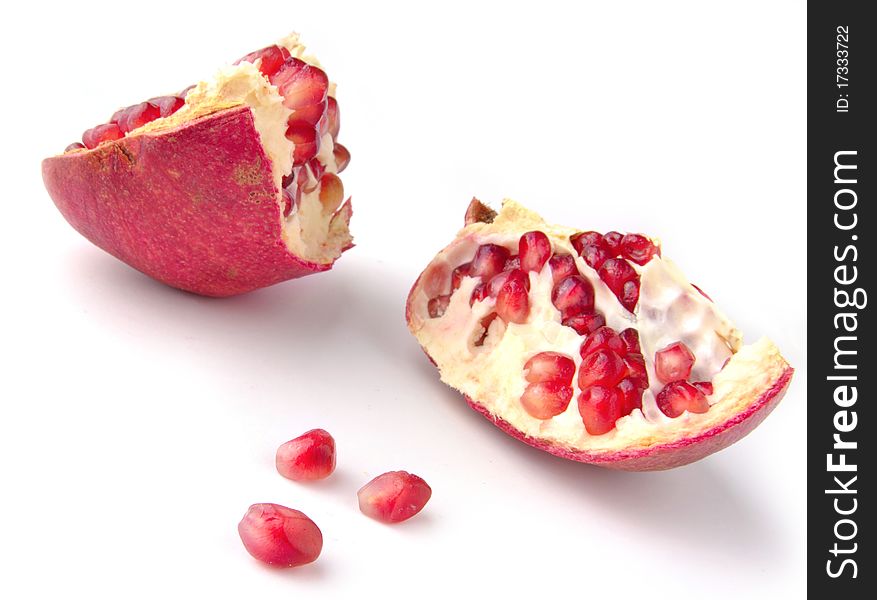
[238,503,322,567]
[521,381,574,419]
[270,57,329,109]
[621,233,659,265]
[519,231,551,272]
[551,275,595,318]
[655,341,696,384]
[578,386,624,436]
[656,381,710,418]
[524,352,576,384]
[276,429,336,481]
[495,269,530,324]
[114,102,162,134]
[235,45,290,77]
[562,313,605,335]
[470,244,511,281]
[81,123,123,149]
[578,349,626,389]
[358,471,432,524]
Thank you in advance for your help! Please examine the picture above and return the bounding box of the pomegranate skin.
[42,106,351,297]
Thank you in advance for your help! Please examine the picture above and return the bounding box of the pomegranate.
[357,471,432,524]
[238,503,322,567]
[42,34,352,297]
[406,200,794,471]
[276,429,336,481]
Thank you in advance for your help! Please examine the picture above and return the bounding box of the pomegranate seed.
[524,352,576,384]
[617,378,643,415]
[276,429,336,481]
[428,295,450,318]
[551,275,595,318]
[148,95,185,118]
[692,381,714,396]
[562,312,606,335]
[235,45,290,77]
[618,328,641,353]
[114,102,162,134]
[451,263,471,291]
[580,326,627,357]
[577,349,626,389]
[290,101,328,127]
[333,143,351,172]
[620,233,658,265]
[238,503,322,567]
[318,173,344,214]
[656,381,709,418]
[598,258,639,311]
[520,381,574,419]
[488,269,531,297]
[495,269,530,324]
[470,244,510,281]
[326,96,340,139]
[519,231,551,272]
[570,231,603,255]
[578,386,624,435]
[271,58,329,109]
[692,283,713,301]
[580,244,611,270]
[620,278,640,312]
[655,341,696,384]
[296,162,320,193]
[357,471,432,524]
[308,158,326,182]
[81,123,123,149]
[624,353,648,388]
[65,142,86,152]
[470,283,489,305]
[548,254,577,283]
[602,231,623,254]
[286,122,320,165]
[282,188,294,217]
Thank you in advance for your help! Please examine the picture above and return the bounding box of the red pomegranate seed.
[655,341,696,384]
[620,233,658,265]
[148,95,185,118]
[238,503,322,567]
[551,275,595,318]
[577,349,626,389]
[562,312,606,335]
[570,231,603,255]
[271,58,329,109]
[428,295,451,318]
[619,328,641,353]
[235,45,290,77]
[617,377,643,414]
[520,381,574,419]
[81,123,123,149]
[318,173,344,214]
[602,231,623,254]
[333,143,351,172]
[524,352,576,384]
[656,381,709,418]
[692,381,714,396]
[357,471,432,524]
[470,244,510,281]
[291,101,327,127]
[114,102,162,134]
[470,283,489,305]
[65,142,86,152]
[624,353,648,388]
[580,244,612,270]
[580,326,627,357]
[495,269,530,324]
[276,429,336,481]
[488,269,531,297]
[451,263,471,291]
[620,278,640,312]
[519,231,551,272]
[549,254,577,283]
[326,96,340,139]
[286,122,320,165]
[598,258,639,311]
[578,386,624,435]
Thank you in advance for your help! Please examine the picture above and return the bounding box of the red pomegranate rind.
[276,429,336,481]
[238,503,322,567]
[42,106,350,297]
[358,471,432,524]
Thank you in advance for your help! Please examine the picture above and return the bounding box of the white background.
[0,1,805,598]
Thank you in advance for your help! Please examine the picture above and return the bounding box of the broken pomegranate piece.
[238,503,322,568]
[357,471,432,524]
[276,429,336,481]
[406,199,793,470]
[42,34,352,297]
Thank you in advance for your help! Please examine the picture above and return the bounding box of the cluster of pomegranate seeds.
[577,326,648,434]
[357,471,433,524]
[653,340,711,417]
[74,93,188,150]
[520,352,576,418]
[238,503,323,567]
[276,428,336,481]
[569,231,659,312]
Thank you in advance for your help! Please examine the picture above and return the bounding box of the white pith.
[408,201,790,453]
[137,34,350,265]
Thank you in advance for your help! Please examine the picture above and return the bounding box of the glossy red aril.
[578,349,626,389]
[81,123,123,149]
[114,102,162,134]
[471,244,511,281]
[238,503,322,567]
[598,258,638,312]
[549,254,577,283]
[149,95,186,117]
[562,313,606,335]
[358,471,432,524]
[524,352,576,384]
[621,233,659,265]
[580,326,626,357]
[521,382,574,419]
[495,269,530,323]
[655,341,696,384]
[519,231,551,272]
[276,429,336,481]
[656,381,710,418]
[234,44,290,77]
[578,386,625,435]
[551,275,595,318]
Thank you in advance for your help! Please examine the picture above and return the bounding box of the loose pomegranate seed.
[286,122,320,165]
[81,123,123,149]
[428,295,450,318]
[276,429,337,481]
[602,231,623,254]
[692,381,714,396]
[65,142,86,152]
[578,386,624,435]
[238,503,322,567]
[148,95,186,118]
[578,349,626,389]
[114,102,162,134]
[357,471,432,524]
[326,96,340,139]
[580,326,627,357]
[655,341,696,384]
[271,58,329,110]
[495,269,530,324]
[548,254,577,283]
[618,328,641,354]
[520,381,574,419]
[470,244,511,281]
[656,381,710,418]
[333,143,351,172]
[524,352,576,384]
[318,173,344,214]
[617,378,643,414]
[623,353,648,388]
[519,231,551,272]
[570,231,603,255]
[551,275,595,318]
[235,45,290,77]
[562,312,606,335]
[620,234,658,265]
[580,244,611,270]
